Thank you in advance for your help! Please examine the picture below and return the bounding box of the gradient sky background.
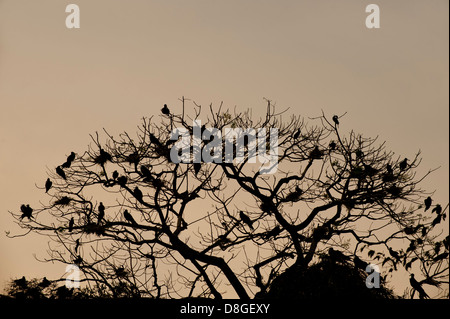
[0,0,448,296]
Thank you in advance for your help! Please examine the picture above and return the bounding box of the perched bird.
[117,175,127,187]
[45,178,53,193]
[14,276,27,289]
[387,184,402,198]
[399,158,408,171]
[432,204,442,215]
[263,226,281,240]
[123,209,137,225]
[386,164,393,175]
[134,187,143,203]
[193,162,201,176]
[98,202,105,223]
[112,170,119,180]
[433,252,449,262]
[388,247,401,262]
[363,164,378,176]
[39,277,51,288]
[309,146,323,160]
[67,151,76,163]
[239,211,254,230]
[353,255,369,271]
[293,129,301,140]
[96,148,112,164]
[62,152,76,168]
[332,115,339,126]
[75,238,80,253]
[150,133,161,146]
[329,141,336,151]
[140,165,152,181]
[161,104,170,115]
[68,217,74,232]
[328,248,350,263]
[20,204,33,220]
[56,166,66,180]
[431,214,442,227]
[424,197,432,212]
[409,274,429,299]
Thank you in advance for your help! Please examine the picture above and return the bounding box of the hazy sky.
[0,0,448,294]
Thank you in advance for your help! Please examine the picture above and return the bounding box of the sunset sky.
[0,0,448,295]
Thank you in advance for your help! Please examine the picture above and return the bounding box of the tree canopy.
[8,98,449,299]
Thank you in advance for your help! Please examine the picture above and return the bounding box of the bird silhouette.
[263,226,281,240]
[14,276,27,289]
[67,151,76,163]
[20,204,33,220]
[56,166,66,180]
[329,141,336,151]
[431,204,442,215]
[434,252,449,262]
[399,158,408,171]
[424,197,432,211]
[353,255,369,271]
[98,202,105,223]
[75,238,80,253]
[386,164,393,175]
[39,277,51,288]
[431,214,442,227]
[112,170,119,180]
[62,152,76,168]
[134,187,143,203]
[332,115,339,126]
[239,211,254,230]
[68,217,74,232]
[293,129,301,140]
[309,146,323,160]
[193,162,201,176]
[124,209,137,225]
[150,133,161,146]
[97,148,112,164]
[140,165,152,181]
[45,178,52,193]
[328,248,350,263]
[117,175,127,187]
[388,247,401,262]
[409,274,429,299]
[161,104,170,115]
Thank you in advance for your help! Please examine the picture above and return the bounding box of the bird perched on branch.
[409,274,429,299]
[68,217,74,232]
[20,204,33,220]
[98,202,105,224]
[45,178,52,193]
[309,146,323,160]
[328,248,350,264]
[332,115,339,126]
[117,175,127,187]
[424,196,432,212]
[161,104,170,115]
[62,152,76,168]
[14,276,27,289]
[432,204,442,215]
[239,211,254,230]
[56,166,66,180]
[123,209,137,225]
[329,140,336,151]
[293,129,301,140]
[134,187,143,203]
[399,158,408,171]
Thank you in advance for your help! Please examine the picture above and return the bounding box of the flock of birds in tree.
[17,108,447,299]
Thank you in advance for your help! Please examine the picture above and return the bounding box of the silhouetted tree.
[8,98,449,299]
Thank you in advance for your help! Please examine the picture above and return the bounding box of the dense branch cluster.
[9,98,448,299]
